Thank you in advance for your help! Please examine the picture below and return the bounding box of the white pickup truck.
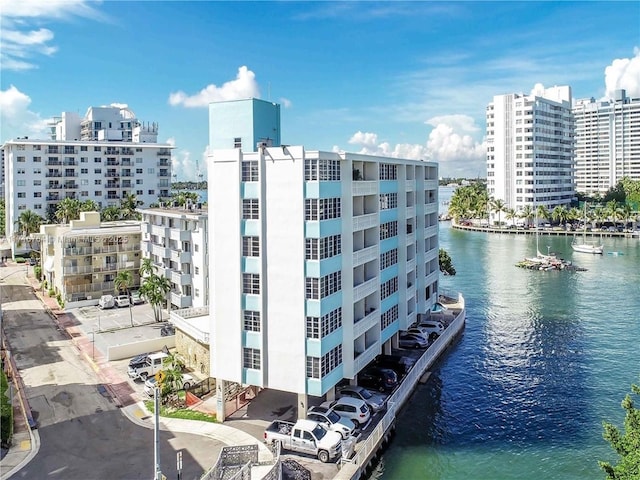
[263,419,342,463]
[127,352,168,381]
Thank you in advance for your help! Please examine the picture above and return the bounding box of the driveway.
[0,266,223,479]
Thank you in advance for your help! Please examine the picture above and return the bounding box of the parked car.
[130,290,144,305]
[416,319,445,338]
[160,323,175,337]
[336,385,386,413]
[404,328,432,341]
[374,354,412,376]
[263,420,343,463]
[143,372,194,397]
[28,257,38,265]
[358,366,398,392]
[399,332,429,349]
[321,397,371,428]
[98,294,115,309]
[307,406,354,439]
[114,294,130,307]
[127,352,169,381]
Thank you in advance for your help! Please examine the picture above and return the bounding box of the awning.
[44,257,55,273]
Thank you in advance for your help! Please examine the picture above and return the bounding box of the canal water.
[375,214,640,479]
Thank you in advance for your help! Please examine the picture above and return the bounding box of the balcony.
[63,159,77,166]
[106,195,119,200]
[352,213,378,232]
[157,150,172,156]
[64,172,78,177]
[169,229,190,242]
[63,265,93,275]
[46,172,62,178]
[157,160,170,167]
[105,149,119,155]
[352,181,378,196]
[46,195,60,201]
[46,159,61,166]
[48,183,62,189]
[64,182,78,189]
[354,308,379,338]
[406,232,415,245]
[353,276,378,302]
[151,224,168,237]
[407,283,416,300]
[407,257,416,272]
[171,250,191,263]
[152,244,170,259]
[170,292,192,309]
[47,148,59,154]
[121,171,133,177]
[405,180,414,192]
[121,148,134,156]
[354,343,380,374]
[106,160,119,166]
[106,182,120,189]
[353,245,378,267]
[121,181,132,188]
[157,170,170,177]
[405,205,415,218]
[105,171,119,178]
[121,159,132,166]
[64,246,92,256]
[170,270,192,285]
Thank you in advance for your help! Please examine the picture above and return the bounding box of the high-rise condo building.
[486,86,574,217]
[2,105,173,255]
[573,89,640,196]
[207,99,440,418]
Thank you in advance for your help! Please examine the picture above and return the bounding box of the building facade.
[573,89,640,196]
[486,86,574,216]
[208,144,440,416]
[208,98,281,151]
[138,205,209,310]
[39,211,142,308]
[3,105,173,253]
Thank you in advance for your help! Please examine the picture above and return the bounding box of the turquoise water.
[376,224,640,480]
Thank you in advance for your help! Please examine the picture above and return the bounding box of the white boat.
[571,203,603,254]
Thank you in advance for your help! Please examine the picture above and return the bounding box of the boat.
[571,203,604,254]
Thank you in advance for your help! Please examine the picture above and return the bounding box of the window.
[17,180,26,186]
[147,168,155,174]
[379,163,397,180]
[33,156,41,163]
[241,160,258,181]
[136,168,143,174]
[380,221,398,240]
[306,277,319,299]
[242,236,260,256]
[17,192,26,198]
[80,157,88,163]
[243,311,261,332]
[234,137,242,148]
[148,190,155,195]
[33,145,41,151]
[17,156,25,163]
[243,348,261,369]
[80,146,88,151]
[306,307,342,339]
[381,305,398,329]
[95,191,102,196]
[242,273,260,295]
[136,157,143,163]
[33,204,41,210]
[320,235,341,259]
[242,199,259,219]
[136,190,143,195]
[17,168,25,174]
[305,238,319,260]
[95,179,101,185]
[94,146,101,151]
[194,266,200,275]
[380,193,397,210]
[33,192,42,198]
[95,168,102,174]
[380,249,398,269]
[81,168,88,174]
[33,180,41,186]
[305,198,341,220]
[380,277,398,300]
[304,159,340,181]
[306,271,341,300]
[94,157,101,163]
[306,345,342,378]
[81,191,88,197]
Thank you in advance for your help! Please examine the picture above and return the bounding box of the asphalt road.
[1,266,223,480]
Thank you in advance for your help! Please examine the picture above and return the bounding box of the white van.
[98,295,115,309]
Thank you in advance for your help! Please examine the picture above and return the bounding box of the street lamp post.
[154,385,163,480]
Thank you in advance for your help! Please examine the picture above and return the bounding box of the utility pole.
[154,385,163,480]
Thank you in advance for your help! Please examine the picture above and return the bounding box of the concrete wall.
[107,336,175,361]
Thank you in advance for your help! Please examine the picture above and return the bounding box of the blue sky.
[1,1,639,180]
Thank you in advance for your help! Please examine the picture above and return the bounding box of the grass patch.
[143,400,217,423]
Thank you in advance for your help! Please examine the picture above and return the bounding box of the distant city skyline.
[1,1,639,179]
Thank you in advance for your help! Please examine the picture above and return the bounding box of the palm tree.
[490,198,506,227]
[536,205,550,226]
[55,198,81,223]
[121,193,143,220]
[16,210,44,251]
[520,205,534,227]
[101,205,121,222]
[139,257,156,279]
[80,199,100,213]
[114,270,134,327]
[551,205,569,227]
[140,274,171,322]
[504,208,516,227]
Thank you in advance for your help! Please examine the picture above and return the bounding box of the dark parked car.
[160,323,175,336]
[374,354,412,376]
[358,366,398,392]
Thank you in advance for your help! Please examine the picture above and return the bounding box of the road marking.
[132,407,147,418]
[20,440,31,450]
[82,353,100,373]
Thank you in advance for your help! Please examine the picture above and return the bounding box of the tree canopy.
[599,376,640,479]
[439,249,456,276]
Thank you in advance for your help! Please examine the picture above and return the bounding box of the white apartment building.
[138,205,209,310]
[3,105,173,254]
[486,86,574,216]
[209,145,440,419]
[574,89,640,196]
[39,211,142,308]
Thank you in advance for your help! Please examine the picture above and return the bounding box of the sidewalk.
[2,268,271,477]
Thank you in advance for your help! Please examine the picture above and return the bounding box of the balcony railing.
[353,276,377,302]
[157,150,172,156]
[353,244,378,267]
[45,172,62,177]
[46,159,61,166]
[63,265,93,275]
[170,270,192,285]
[352,213,378,232]
[354,308,379,338]
[170,292,192,309]
[92,243,141,254]
[352,181,378,196]
[46,195,60,201]
[170,309,210,344]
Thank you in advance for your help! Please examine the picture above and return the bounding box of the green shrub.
[1,370,13,446]
[34,266,42,281]
[15,257,25,264]
[48,288,55,297]
[42,280,48,290]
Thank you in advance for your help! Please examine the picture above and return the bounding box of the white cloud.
[170,143,209,182]
[0,0,105,70]
[604,47,640,99]
[344,115,485,177]
[168,66,261,108]
[279,97,292,108]
[0,85,49,139]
